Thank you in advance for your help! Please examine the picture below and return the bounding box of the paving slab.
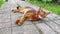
[43,18,60,34]
[12,25,40,34]
[32,20,56,34]
[54,20,60,25]
[0,27,11,34]
[0,13,10,22]
[0,22,11,28]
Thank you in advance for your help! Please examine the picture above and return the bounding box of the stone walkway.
[0,0,60,34]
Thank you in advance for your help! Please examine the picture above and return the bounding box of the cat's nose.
[12,10,14,11]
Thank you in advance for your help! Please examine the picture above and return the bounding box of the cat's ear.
[38,7,43,12]
[44,12,50,17]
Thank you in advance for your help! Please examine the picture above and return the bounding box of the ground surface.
[0,0,60,34]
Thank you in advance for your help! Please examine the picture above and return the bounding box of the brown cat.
[12,7,50,26]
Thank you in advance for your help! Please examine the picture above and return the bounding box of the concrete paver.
[0,27,11,34]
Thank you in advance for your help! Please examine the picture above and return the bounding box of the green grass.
[28,1,60,15]
[0,0,4,7]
